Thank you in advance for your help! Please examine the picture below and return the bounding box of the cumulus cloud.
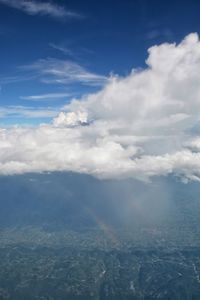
[0,0,82,19]
[53,111,88,127]
[1,33,200,182]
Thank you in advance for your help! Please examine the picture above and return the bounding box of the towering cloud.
[1,33,200,182]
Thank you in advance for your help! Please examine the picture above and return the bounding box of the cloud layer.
[1,33,200,182]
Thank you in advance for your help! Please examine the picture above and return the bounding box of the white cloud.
[1,33,200,182]
[0,0,82,19]
[53,111,88,127]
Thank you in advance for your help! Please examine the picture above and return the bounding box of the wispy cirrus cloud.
[0,73,37,85]
[0,0,82,20]
[49,43,73,56]
[20,92,71,101]
[22,58,108,87]
[0,58,107,88]
[0,105,58,119]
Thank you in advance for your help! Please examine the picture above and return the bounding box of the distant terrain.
[0,173,200,300]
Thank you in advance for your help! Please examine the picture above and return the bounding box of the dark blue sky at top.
[0,0,200,125]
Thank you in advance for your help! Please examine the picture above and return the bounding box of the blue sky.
[1,0,200,125]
